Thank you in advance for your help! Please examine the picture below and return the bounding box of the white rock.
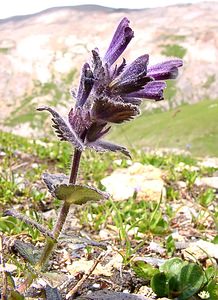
[0,151,6,158]
[148,241,165,255]
[198,158,218,169]
[195,177,218,189]
[183,239,218,260]
[101,163,165,201]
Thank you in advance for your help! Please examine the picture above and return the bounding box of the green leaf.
[198,188,215,207]
[166,235,176,256]
[151,272,168,297]
[178,263,204,300]
[204,279,218,300]
[149,197,169,234]
[160,257,186,278]
[6,271,16,288]
[8,291,25,300]
[132,261,159,280]
[212,235,218,244]
[42,173,68,196]
[204,266,216,284]
[12,240,40,265]
[54,184,109,204]
[168,276,181,298]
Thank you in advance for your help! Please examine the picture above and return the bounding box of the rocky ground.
[0,131,217,299]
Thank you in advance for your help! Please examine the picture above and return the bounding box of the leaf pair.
[133,257,217,300]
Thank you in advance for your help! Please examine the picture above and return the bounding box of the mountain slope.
[109,99,218,156]
[0,2,217,124]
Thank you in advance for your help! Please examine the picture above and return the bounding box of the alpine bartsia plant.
[7,18,183,297]
[38,17,182,159]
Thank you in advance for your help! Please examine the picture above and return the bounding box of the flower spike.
[38,18,183,158]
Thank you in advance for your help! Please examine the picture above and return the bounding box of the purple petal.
[104,17,134,66]
[86,139,131,158]
[91,97,140,124]
[110,54,152,94]
[126,81,167,101]
[76,63,94,107]
[147,59,183,80]
[37,106,84,151]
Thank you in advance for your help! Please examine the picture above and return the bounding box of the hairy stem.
[36,148,82,270]
[69,149,82,184]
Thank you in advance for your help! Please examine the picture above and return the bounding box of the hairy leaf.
[37,106,84,151]
[92,97,140,124]
[42,173,68,196]
[54,184,109,204]
[86,139,131,158]
[86,122,110,142]
[68,107,91,136]
[12,240,41,265]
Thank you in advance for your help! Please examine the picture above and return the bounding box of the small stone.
[182,239,218,261]
[31,163,39,169]
[198,158,218,169]
[177,181,186,188]
[114,159,122,166]
[137,286,155,297]
[101,163,165,201]
[195,177,218,189]
[148,241,165,255]
[92,283,100,289]
[177,205,198,220]
[0,151,6,158]
[0,263,17,272]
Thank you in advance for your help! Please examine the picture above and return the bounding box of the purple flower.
[103,17,134,67]
[38,18,183,157]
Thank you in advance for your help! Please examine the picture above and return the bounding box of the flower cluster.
[38,17,183,157]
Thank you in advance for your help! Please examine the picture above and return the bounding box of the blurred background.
[0,0,218,156]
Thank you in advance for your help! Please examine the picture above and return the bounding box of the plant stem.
[69,149,82,184]
[22,149,82,292]
[36,148,82,270]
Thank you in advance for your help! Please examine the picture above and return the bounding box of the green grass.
[203,74,216,89]
[160,43,187,58]
[0,47,10,54]
[1,126,217,298]
[5,69,77,128]
[109,99,218,157]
